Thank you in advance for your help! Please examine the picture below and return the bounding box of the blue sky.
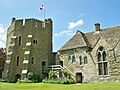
[0,0,120,51]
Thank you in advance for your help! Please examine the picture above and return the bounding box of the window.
[68,55,71,61]
[72,55,76,62]
[97,47,108,75]
[79,56,82,65]
[42,61,46,67]
[84,56,88,64]
[103,51,106,61]
[98,52,102,61]
[33,40,37,44]
[16,56,19,66]
[31,57,35,64]
[18,36,21,45]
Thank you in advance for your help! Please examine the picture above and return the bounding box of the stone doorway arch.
[15,74,21,82]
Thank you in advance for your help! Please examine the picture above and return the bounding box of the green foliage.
[27,72,40,83]
[0,78,7,82]
[48,70,57,79]
[62,79,74,84]
[8,79,17,83]
[32,73,40,83]
[28,72,34,80]
[42,79,74,84]
[62,70,70,78]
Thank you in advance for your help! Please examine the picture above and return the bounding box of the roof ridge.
[59,30,89,51]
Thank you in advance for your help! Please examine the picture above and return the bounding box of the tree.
[0,47,6,77]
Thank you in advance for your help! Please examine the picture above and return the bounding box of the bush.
[8,79,17,83]
[42,79,74,84]
[62,79,74,84]
[62,70,70,78]
[28,72,34,80]
[27,72,40,83]
[48,71,57,79]
[0,78,7,82]
[32,73,40,83]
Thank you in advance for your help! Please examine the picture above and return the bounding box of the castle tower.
[2,18,53,81]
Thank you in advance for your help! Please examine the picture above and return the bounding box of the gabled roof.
[85,25,120,48]
[59,30,89,51]
[59,25,120,51]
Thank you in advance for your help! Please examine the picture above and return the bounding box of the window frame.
[84,56,88,64]
[97,47,108,76]
[79,56,82,65]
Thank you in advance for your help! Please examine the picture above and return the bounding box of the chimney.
[95,23,100,31]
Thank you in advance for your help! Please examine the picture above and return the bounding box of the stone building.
[57,23,120,83]
[2,18,54,81]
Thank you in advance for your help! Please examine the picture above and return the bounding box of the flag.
[40,4,44,11]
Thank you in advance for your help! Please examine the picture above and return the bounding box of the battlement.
[14,18,52,29]
[7,17,52,36]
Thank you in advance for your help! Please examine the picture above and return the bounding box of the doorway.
[15,74,21,82]
[76,73,82,83]
[59,61,63,67]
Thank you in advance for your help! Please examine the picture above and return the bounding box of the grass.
[0,82,120,90]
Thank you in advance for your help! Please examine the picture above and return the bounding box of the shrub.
[27,72,40,83]
[62,70,70,78]
[28,72,34,80]
[8,79,17,83]
[0,78,7,82]
[42,78,74,84]
[62,79,74,84]
[48,70,57,79]
[32,73,40,83]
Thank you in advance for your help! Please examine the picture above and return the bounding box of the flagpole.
[44,2,45,19]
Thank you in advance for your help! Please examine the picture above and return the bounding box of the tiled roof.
[59,25,120,51]
[59,30,89,51]
[86,25,120,48]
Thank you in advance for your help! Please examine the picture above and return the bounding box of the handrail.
[63,65,75,77]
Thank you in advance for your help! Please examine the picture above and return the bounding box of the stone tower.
[2,18,53,81]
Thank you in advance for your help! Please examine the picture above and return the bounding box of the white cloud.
[68,19,84,29]
[0,24,7,48]
[55,30,75,37]
[54,19,84,37]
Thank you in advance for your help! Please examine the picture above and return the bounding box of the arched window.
[68,55,71,61]
[98,52,102,61]
[103,51,106,61]
[79,56,82,65]
[72,55,76,62]
[97,47,108,75]
[84,56,88,64]
[42,61,46,67]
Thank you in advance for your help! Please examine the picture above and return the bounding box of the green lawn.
[0,82,120,90]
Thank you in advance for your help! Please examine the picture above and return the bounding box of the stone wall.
[57,37,120,82]
[3,18,53,81]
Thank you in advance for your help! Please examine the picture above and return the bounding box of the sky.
[0,0,120,52]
